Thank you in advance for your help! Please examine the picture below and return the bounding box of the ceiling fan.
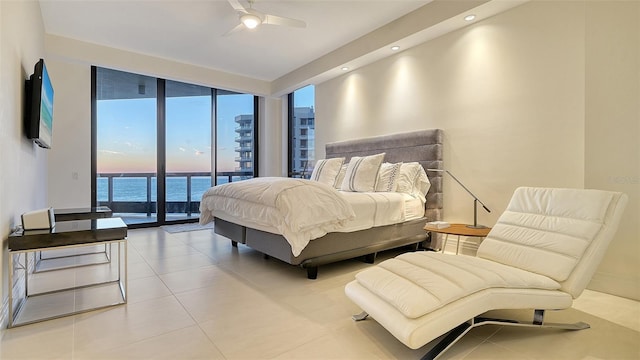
[224,0,306,36]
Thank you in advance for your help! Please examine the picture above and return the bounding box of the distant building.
[234,114,253,176]
[233,106,315,178]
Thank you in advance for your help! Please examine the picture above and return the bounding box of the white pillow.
[396,162,431,201]
[334,163,348,189]
[414,167,431,201]
[375,162,403,192]
[340,153,385,192]
[310,158,345,187]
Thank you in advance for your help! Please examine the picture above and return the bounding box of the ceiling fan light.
[241,14,261,29]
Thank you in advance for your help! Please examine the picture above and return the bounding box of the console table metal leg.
[117,241,128,302]
[123,242,128,302]
[24,253,29,297]
[9,253,14,327]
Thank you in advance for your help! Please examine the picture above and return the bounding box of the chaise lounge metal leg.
[352,311,369,321]
[421,310,590,360]
[421,321,472,360]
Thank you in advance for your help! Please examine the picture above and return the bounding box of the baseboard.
[588,272,640,301]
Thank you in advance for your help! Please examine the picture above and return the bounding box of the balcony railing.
[97,171,253,218]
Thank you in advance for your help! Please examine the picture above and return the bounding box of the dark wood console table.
[53,206,112,221]
[8,217,127,327]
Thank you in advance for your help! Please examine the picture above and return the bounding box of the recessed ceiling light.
[464,14,476,22]
[391,46,400,51]
[341,67,349,71]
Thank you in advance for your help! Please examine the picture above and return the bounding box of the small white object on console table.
[425,220,450,229]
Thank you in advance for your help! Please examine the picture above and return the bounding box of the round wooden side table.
[423,223,492,254]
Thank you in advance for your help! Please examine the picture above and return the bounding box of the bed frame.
[214,129,444,279]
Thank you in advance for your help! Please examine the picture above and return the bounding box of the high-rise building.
[234,106,315,178]
[234,114,253,176]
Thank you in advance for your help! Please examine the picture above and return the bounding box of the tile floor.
[1,226,639,359]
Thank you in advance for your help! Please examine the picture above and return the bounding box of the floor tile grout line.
[169,284,229,359]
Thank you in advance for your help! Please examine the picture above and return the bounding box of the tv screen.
[25,58,54,149]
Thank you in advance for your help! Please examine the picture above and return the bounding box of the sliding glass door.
[94,68,158,225]
[165,81,213,222]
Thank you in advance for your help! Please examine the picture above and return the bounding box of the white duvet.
[199,177,356,256]
[200,177,425,256]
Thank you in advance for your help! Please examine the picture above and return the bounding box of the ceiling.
[39,0,430,81]
[38,0,526,95]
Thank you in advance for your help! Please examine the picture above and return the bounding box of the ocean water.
[96,176,238,202]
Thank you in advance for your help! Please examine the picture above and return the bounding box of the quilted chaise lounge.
[345,187,628,359]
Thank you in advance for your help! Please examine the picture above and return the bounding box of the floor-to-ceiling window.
[288,85,315,178]
[92,67,257,227]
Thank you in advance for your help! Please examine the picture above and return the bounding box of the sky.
[97,93,253,173]
[294,84,314,108]
[96,85,314,174]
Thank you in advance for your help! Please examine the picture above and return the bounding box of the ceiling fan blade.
[227,0,248,13]
[263,14,306,28]
[222,23,246,37]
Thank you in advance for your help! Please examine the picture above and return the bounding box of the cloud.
[179,147,186,152]
[99,150,124,155]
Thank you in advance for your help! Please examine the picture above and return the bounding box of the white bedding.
[199,177,425,256]
[335,192,424,233]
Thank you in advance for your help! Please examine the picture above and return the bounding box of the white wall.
[46,35,271,97]
[316,1,639,299]
[258,96,285,177]
[318,0,586,226]
[45,59,92,207]
[0,0,49,327]
[583,1,639,299]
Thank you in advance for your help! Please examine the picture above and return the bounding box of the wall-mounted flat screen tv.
[24,58,54,149]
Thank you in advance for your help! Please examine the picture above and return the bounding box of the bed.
[201,129,443,279]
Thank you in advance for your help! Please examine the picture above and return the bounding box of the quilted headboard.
[325,129,443,221]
